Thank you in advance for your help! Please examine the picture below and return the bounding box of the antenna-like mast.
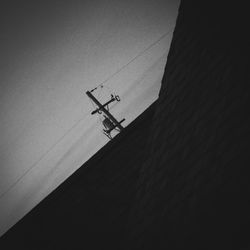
[86,88,125,139]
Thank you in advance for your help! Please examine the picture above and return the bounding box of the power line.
[95,29,174,89]
[0,113,89,200]
[0,28,174,200]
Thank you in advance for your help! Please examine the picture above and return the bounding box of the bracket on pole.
[86,90,125,139]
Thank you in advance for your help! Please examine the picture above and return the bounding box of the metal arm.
[86,91,124,131]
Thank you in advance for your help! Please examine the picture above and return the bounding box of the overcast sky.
[0,0,180,236]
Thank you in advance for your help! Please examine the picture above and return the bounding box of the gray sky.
[0,0,180,236]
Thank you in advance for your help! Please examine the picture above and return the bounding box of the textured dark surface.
[125,1,250,249]
[1,1,250,249]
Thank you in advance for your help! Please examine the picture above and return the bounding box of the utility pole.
[86,90,125,136]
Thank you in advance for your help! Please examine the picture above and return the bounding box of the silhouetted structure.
[1,1,250,249]
[86,88,125,139]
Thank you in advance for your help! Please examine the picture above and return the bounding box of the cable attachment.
[115,95,120,101]
[90,87,98,93]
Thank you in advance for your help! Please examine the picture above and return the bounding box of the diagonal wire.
[95,28,174,89]
[0,28,174,200]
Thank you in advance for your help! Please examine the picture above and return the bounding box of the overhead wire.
[94,28,174,90]
[0,28,174,200]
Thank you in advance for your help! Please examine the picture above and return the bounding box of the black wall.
[125,1,250,249]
